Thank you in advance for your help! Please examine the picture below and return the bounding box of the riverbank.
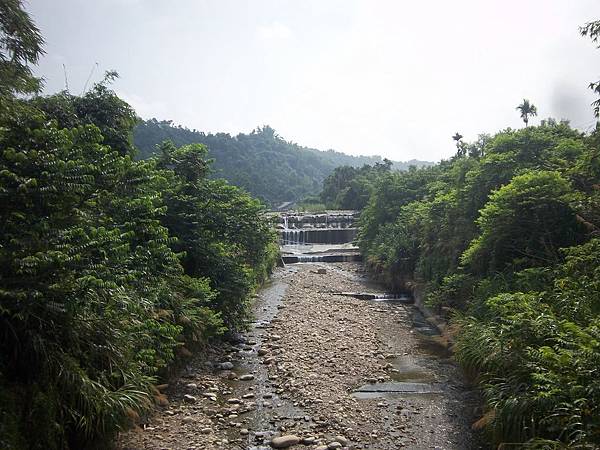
[117,263,483,449]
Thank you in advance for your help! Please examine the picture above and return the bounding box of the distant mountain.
[133,119,433,206]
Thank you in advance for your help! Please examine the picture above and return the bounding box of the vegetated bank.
[319,112,600,445]
[311,22,600,446]
[0,11,279,446]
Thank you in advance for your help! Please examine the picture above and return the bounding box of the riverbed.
[118,262,484,449]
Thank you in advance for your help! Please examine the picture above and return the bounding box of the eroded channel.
[118,239,483,449]
[221,261,483,449]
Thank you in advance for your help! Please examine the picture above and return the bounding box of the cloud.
[257,22,292,40]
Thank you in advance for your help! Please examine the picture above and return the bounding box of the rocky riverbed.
[117,263,484,450]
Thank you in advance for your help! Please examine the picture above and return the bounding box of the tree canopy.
[352,117,600,446]
[134,119,432,206]
[0,0,44,95]
[0,5,278,445]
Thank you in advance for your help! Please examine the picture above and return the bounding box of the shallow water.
[222,268,311,448]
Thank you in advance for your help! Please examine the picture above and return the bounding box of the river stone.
[327,442,343,449]
[270,435,301,448]
[335,435,349,446]
[239,374,255,381]
[182,394,196,403]
[219,361,234,370]
[182,416,194,424]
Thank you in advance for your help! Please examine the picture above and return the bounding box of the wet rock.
[200,427,212,434]
[219,362,234,370]
[328,443,343,450]
[239,374,255,381]
[182,394,196,403]
[270,434,301,448]
[182,416,194,424]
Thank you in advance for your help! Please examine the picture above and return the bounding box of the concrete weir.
[277,210,361,264]
[281,227,357,245]
[281,253,362,264]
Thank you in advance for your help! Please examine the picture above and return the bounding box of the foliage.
[0,0,44,96]
[516,99,538,127]
[455,242,600,447]
[461,170,585,275]
[319,159,392,210]
[351,118,600,446]
[133,119,432,206]
[156,141,278,329]
[0,77,277,450]
[580,20,600,118]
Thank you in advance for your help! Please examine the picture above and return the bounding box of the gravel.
[117,263,484,450]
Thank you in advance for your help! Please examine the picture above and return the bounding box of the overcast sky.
[27,0,599,161]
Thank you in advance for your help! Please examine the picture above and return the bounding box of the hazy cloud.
[27,0,600,162]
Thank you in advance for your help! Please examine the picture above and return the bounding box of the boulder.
[270,434,301,448]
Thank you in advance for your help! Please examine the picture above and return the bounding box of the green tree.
[0,99,187,448]
[516,99,538,127]
[452,132,466,157]
[0,0,44,96]
[156,141,278,330]
[462,171,585,274]
[580,20,600,117]
[0,84,276,450]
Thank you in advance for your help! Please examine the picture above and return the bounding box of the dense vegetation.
[0,4,277,448]
[134,119,431,206]
[318,159,393,210]
[346,23,600,447]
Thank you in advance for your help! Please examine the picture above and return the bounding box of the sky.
[27,0,600,162]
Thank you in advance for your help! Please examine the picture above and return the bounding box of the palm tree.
[452,132,466,157]
[516,99,538,127]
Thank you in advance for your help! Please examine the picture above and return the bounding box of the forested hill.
[134,119,431,206]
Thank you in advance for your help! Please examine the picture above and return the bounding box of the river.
[118,261,484,449]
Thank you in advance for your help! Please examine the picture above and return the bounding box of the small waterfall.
[279,212,358,246]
